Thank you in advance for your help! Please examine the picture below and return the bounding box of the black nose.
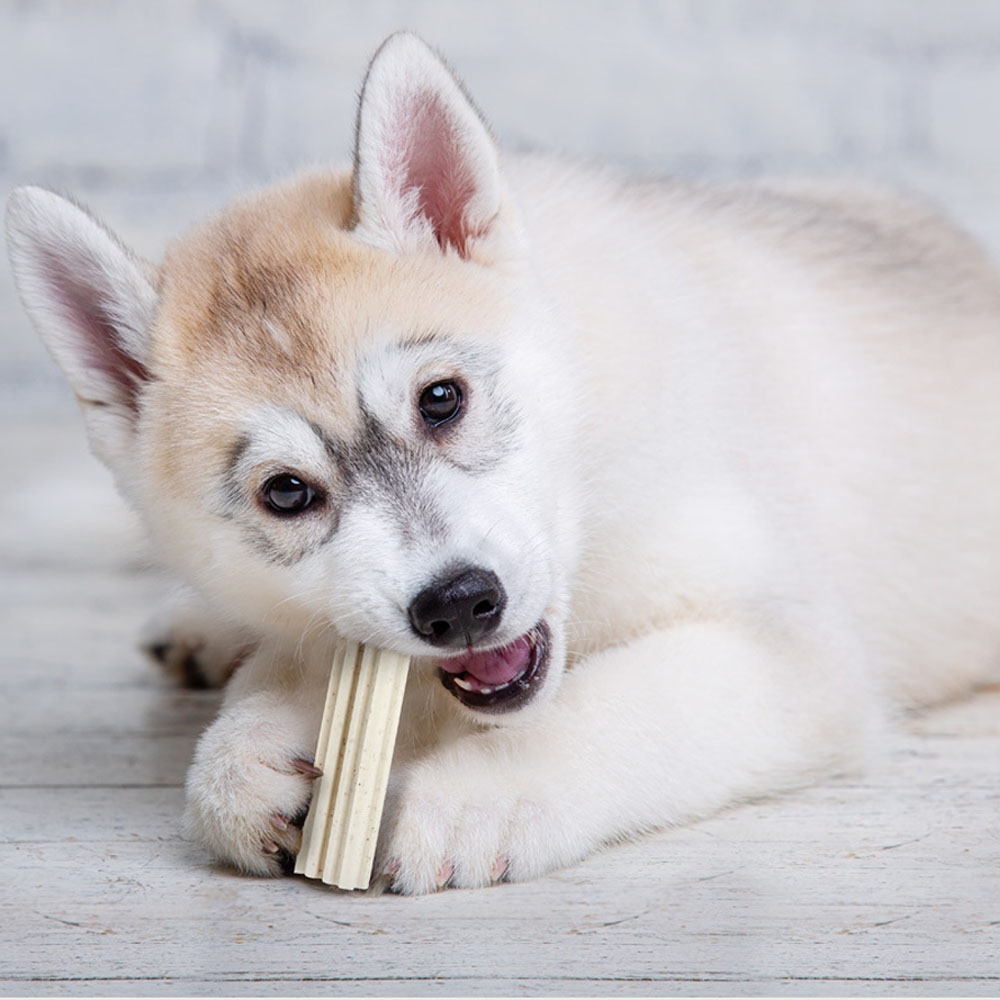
[408,566,506,647]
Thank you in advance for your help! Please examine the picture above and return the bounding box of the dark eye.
[261,473,318,515]
[418,380,463,427]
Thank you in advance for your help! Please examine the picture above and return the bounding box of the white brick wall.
[4,0,1000,409]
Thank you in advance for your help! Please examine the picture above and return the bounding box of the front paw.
[184,695,320,876]
[374,747,584,895]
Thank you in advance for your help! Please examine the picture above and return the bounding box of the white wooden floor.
[1,416,999,997]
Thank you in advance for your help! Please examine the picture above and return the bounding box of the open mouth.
[436,621,550,713]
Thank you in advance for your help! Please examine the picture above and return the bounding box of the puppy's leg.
[377,616,881,894]
[183,639,328,875]
[141,588,257,689]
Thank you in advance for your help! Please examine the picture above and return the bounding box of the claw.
[146,642,169,664]
[291,758,323,778]
[288,805,310,829]
[270,813,289,832]
[436,860,455,890]
[373,858,402,894]
[491,854,510,883]
[367,867,395,896]
[261,838,281,854]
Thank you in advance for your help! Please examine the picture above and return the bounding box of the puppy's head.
[5,34,581,718]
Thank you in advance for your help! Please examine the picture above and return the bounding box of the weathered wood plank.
[2,736,998,988]
[4,977,999,998]
[0,731,201,788]
[0,787,185,843]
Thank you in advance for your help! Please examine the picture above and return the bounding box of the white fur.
[7,34,1000,894]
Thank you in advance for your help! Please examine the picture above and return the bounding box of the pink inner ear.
[41,247,149,413]
[392,91,479,257]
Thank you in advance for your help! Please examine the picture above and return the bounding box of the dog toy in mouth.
[294,641,410,890]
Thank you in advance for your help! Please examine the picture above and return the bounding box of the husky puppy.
[7,33,1000,895]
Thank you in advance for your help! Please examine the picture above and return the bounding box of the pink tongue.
[438,634,533,685]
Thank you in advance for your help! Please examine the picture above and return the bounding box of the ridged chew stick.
[294,641,410,890]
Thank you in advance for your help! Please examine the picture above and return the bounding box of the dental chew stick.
[294,640,410,890]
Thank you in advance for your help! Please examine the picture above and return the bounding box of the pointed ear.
[5,187,159,483]
[352,33,519,263]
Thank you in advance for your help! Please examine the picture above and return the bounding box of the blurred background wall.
[4,0,1000,414]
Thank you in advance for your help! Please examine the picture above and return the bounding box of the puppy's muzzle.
[407,566,506,647]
